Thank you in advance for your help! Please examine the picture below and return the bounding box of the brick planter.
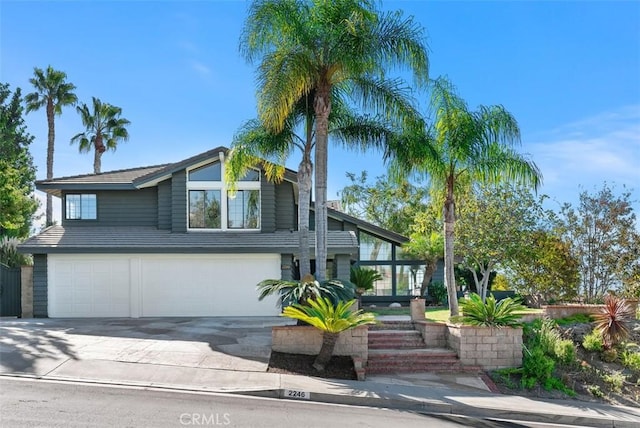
[271,325,368,363]
[446,324,523,370]
[543,304,604,319]
[414,321,447,348]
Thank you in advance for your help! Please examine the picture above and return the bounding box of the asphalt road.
[0,377,567,428]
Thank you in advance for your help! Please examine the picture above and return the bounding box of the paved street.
[0,377,573,428]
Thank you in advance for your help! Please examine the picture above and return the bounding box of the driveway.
[0,317,294,379]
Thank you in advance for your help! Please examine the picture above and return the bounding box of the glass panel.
[188,163,221,181]
[66,194,96,220]
[240,169,260,181]
[396,264,426,296]
[189,190,221,228]
[359,232,392,261]
[363,265,393,296]
[81,194,97,219]
[228,190,260,229]
[66,195,80,220]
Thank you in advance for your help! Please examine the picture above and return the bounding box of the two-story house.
[20,147,434,318]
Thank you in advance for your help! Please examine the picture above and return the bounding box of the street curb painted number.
[284,389,310,400]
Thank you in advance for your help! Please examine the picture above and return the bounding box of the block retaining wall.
[446,324,523,370]
[271,325,368,363]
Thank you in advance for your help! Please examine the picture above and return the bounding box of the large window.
[187,161,260,230]
[65,194,97,220]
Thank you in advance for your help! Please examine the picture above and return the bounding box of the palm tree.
[281,297,376,371]
[240,0,429,280]
[227,93,399,278]
[350,266,382,307]
[71,97,130,174]
[389,77,542,316]
[257,273,356,307]
[25,66,77,226]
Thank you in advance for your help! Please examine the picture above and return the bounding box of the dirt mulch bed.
[267,351,357,380]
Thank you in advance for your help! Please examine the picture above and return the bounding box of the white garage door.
[48,254,281,317]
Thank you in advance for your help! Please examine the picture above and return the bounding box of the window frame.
[65,193,98,221]
[186,160,261,231]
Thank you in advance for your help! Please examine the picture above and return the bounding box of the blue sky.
[2,0,639,227]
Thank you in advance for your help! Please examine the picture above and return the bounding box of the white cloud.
[190,60,212,77]
[526,105,640,211]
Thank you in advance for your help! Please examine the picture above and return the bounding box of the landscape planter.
[543,304,604,319]
[271,325,369,363]
[446,323,523,370]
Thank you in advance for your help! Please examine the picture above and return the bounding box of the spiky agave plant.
[282,297,377,371]
[456,293,526,327]
[594,295,634,349]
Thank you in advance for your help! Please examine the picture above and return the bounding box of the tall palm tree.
[241,0,429,280]
[71,97,130,174]
[389,77,542,316]
[25,66,77,226]
[226,93,399,278]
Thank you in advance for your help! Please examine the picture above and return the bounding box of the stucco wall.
[447,324,523,370]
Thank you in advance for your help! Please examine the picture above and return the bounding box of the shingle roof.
[19,226,358,255]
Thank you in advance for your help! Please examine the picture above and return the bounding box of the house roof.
[19,226,359,256]
[326,207,409,244]
[36,146,299,195]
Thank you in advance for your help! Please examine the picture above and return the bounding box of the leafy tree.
[71,97,130,174]
[25,66,77,226]
[281,297,376,371]
[558,184,639,302]
[388,77,542,315]
[455,184,545,302]
[402,231,443,297]
[339,171,429,235]
[241,0,429,280]
[508,230,579,305]
[0,83,38,238]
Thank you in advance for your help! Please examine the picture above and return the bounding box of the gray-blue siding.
[33,254,47,318]
[62,189,158,227]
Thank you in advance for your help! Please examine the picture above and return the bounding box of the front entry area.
[47,254,281,317]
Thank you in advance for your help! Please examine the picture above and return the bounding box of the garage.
[47,254,281,317]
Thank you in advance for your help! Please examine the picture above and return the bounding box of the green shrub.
[543,377,576,396]
[457,293,526,327]
[621,347,640,372]
[583,330,604,352]
[522,346,555,389]
[603,371,625,393]
[555,313,593,326]
[257,274,355,306]
[350,266,382,295]
[554,340,577,365]
[587,385,604,398]
[428,281,448,305]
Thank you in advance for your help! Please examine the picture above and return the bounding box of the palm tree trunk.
[313,331,339,371]
[444,178,459,316]
[45,99,55,226]
[420,258,438,297]
[313,82,331,281]
[94,149,102,174]
[298,153,313,278]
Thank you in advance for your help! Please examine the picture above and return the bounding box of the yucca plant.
[282,297,377,371]
[594,295,634,349]
[456,293,526,327]
[257,273,355,307]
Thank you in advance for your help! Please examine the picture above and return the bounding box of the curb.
[2,373,638,427]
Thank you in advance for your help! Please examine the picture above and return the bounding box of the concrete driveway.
[0,317,294,379]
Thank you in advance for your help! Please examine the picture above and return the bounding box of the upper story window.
[360,232,393,261]
[66,194,97,220]
[187,160,260,231]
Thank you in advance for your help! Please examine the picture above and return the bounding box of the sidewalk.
[1,317,639,427]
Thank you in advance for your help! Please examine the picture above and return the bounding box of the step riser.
[367,366,476,374]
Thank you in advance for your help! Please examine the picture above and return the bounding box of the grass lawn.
[366,305,543,323]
